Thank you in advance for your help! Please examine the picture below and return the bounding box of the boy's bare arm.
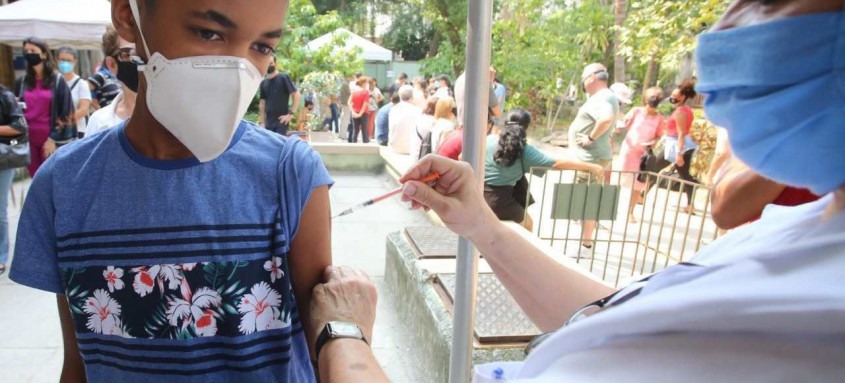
[288,186,332,359]
[57,296,86,383]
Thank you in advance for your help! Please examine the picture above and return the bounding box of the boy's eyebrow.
[263,29,284,39]
[190,9,238,29]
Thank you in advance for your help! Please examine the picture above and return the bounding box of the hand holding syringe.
[332,172,441,219]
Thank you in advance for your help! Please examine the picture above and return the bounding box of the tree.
[381,3,436,61]
[277,0,364,81]
[612,0,628,83]
[618,0,730,90]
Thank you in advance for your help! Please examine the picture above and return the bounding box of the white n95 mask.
[129,0,262,162]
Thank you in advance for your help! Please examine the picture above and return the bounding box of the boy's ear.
[112,0,143,58]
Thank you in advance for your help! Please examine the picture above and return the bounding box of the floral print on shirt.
[61,257,293,340]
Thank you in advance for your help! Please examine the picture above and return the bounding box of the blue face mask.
[57,60,74,75]
[696,10,845,195]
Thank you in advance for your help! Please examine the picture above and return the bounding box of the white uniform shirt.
[85,92,125,137]
[476,195,845,382]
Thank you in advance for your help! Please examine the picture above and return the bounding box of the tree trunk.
[612,0,627,83]
[642,55,661,92]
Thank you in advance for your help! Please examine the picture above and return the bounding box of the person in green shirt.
[485,109,602,231]
[567,63,620,248]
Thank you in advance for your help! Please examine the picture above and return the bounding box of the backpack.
[417,126,432,159]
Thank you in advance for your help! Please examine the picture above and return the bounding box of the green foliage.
[619,0,730,68]
[299,71,344,130]
[277,0,364,81]
[381,2,435,61]
[491,0,613,116]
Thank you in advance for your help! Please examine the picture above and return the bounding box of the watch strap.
[315,322,368,362]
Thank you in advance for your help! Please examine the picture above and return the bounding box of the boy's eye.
[193,28,223,41]
[253,44,276,56]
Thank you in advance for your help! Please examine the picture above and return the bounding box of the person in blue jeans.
[0,84,28,276]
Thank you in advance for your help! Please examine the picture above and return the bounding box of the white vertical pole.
[449,0,494,382]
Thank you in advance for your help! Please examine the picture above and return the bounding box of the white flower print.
[263,257,284,283]
[237,282,284,335]
[131,264,193,297]
[83,289,123,335]
[166,280,223,337]
[131,265,161,297]
[102,266,125,293]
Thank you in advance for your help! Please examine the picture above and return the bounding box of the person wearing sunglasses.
[86,27,138,138]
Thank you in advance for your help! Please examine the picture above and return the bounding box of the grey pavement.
[0,173,432,382]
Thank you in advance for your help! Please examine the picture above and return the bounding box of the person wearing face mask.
[56,47,93,138]
[9,1,336,382]
[88,26,124,110]
[660,78,699,213]
[259,55,301,136]
[85,28,139,137]
[13,37,75,176]
[267,0,845,381]
[616,87,666,223]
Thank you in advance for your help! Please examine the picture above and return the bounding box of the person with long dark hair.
[662,78,699,213]
[484,109,602,230]
[14,37,74,176]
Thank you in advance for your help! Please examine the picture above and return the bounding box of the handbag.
[0,89,30,170]
[50,74,76,146]
[513,155,536,208]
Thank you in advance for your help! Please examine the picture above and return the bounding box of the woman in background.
[617,87,665,222]
[484,109,602,231]
[431,97,457,154]
[410,96,439,161]
[14,37,74,177]
[0,84,28,275]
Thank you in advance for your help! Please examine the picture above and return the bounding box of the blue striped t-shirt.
[10,120,332,382]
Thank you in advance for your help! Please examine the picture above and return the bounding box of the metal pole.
[449,0,493,382]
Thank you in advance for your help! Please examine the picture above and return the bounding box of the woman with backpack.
[14,37,74,176]
[484,109,603,231]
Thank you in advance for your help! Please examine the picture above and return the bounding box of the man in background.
[259,56,300,136]
[568,63,619,251]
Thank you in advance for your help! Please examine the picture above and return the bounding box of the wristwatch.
[315,321,368,360]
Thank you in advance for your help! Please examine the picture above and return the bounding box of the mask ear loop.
[128,0,152,66]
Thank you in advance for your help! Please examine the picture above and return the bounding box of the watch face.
[329,322,362,337]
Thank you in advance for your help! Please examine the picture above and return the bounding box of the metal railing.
[525,168,720,287]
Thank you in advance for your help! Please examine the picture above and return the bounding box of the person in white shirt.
[56,47,92,137]
[387,85,421,155]
[304,1,845,381]
[86,30,137,137]
[409,97,438,161]
[430,97,457,154]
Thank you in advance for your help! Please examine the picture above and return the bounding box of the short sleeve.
[523,144,556,169]
[283,75,297,94]
[586,98,615,122]
[488,86,498,109]
[78,79,92,101]
[278,139,334,240]
[259,80,267,100]
[9,159,64,294]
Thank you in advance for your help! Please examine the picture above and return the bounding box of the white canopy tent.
[0,0,112,50]
[305,28,393,62]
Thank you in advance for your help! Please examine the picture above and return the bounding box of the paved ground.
[0,172,432,383]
